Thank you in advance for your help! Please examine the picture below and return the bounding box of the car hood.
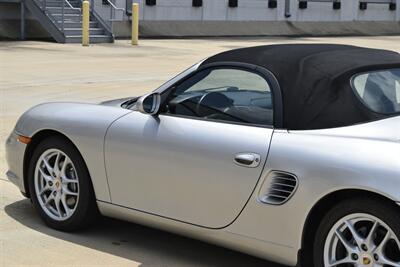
[14,102,132,138]
[292,115,400,142]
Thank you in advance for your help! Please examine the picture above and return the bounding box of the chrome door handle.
[234,153,261,168]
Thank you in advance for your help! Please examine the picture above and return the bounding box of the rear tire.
[28,136,98,231]
[313,197,400,267]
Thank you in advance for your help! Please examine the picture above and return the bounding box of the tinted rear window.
[352,68,400,114]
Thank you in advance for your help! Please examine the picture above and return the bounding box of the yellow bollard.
[82,0,90,46]
[131,3,139,45]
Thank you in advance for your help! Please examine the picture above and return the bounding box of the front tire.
[313,198,400,267]
[28,136,98,231]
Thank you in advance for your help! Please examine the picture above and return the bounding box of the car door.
[105,65,279,229]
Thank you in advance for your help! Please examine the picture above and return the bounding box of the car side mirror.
[136,92,161,115]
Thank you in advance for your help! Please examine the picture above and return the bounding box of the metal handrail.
[64,0,81,11]
[103,0,126,21]
[106,0,125,12]
[62,0,81,31]
[92,8,113,34]
[38,0,122,34]
[39,0,82,32]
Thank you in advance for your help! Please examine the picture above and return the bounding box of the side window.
[164,68,274,126]
[352,68,400,114]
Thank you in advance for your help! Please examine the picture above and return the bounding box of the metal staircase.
[25,0,114,43]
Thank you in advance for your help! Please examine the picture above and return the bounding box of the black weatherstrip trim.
[182,61,284,129]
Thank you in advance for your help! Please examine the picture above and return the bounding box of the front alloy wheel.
[28,136,98,231]
[34,148,79,221]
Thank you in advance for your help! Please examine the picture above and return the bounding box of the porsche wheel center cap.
[55,180,61,189]
[361,255,373,266]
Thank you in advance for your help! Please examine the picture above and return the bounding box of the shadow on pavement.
[5,199,287,267]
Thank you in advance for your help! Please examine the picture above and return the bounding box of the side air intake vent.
[259,171,298,205]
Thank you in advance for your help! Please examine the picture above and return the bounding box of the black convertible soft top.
[201,44,400,130]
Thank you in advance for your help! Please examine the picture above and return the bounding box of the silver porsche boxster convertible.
[5,44,400,267]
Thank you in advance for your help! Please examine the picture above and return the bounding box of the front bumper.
[5,131,27,193]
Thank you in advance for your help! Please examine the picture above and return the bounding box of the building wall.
[111,0,400,37]
[1,0,400,39]
[115,0,400,22]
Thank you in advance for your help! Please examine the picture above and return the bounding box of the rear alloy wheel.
[324,214,400,267]
[28,136,98,231]
[314,198,400,267]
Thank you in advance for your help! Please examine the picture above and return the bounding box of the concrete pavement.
[0,180,282,267]
[1,37,400,267]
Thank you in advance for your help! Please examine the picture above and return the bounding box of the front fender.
[15,102,131,202]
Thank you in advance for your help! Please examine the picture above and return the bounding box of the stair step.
[41,3,81,8]
[47,7,80,14]
[66,35,111,38]
[36,1,70,7]
[45,2,80,6]
[65,35,114,43]
[53,16,97,21]
[55,20,97,24]
[52,14,98,22]
[64,28,105,35]
[43,3,70,7]
[40,0,80,4]
[52,13,82,16]
[60,21,99,27]
[64,27,103,30]
[45,0,81,2]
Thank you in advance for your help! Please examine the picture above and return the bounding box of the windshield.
[352,68,400,114]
